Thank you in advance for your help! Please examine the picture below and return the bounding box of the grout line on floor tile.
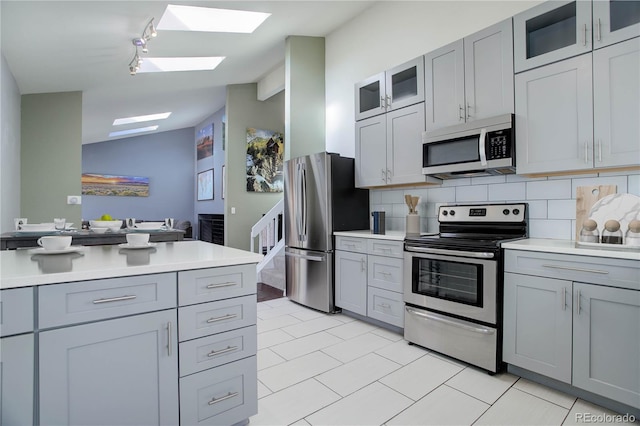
[509,386,575,412]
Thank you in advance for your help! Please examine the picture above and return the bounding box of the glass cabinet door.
[355,72,385,121]
[385,56,425,111]
[593,0,640,49]
[514,0,592,72]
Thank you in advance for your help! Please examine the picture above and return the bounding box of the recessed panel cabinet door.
[573,283,640,409]
[335,250,367,316]
[593,37,640,169]
[515,53,593,174]
[39,310,179,426]
[355,115,387,188]
[425,39,465,132]
[1,334,34,426]
[593,0,640,49]
[386,103,426,185]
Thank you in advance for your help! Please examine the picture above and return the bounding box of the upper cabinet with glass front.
[514,0,640,72]
[514,1,593,72]
[355,57,424,121]
[593,0,640,48]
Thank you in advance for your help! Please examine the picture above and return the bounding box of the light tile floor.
[251,297,637,426]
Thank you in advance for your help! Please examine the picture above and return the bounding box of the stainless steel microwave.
[422,114,515,179]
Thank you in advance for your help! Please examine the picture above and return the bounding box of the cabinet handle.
[206,282,236,289]
[576,290,582,315]
[542,264,608,275]
[206,313,238,323]
[92,295,137,304]
[582,23,588,46]
[208,392,239,406]
[386,169,392,183]
[379,271,392,276]
[381,169,386,183]
[207,345,238,357]
[167,322,172,356]
[380,96,385,110]
[378,303,391,309]
[597,139,602,163]
[561,287,567,311]
[386,94,391,109]
[466,102,472,120]
[584,141,589,164]
[596,18,601,42]
[361,258,365,272]
[459,105,465,121]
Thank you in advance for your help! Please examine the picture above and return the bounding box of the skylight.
[109,126,159,137]
[113,112,171,126]
[158,5,271,33]
[136,57,225,73]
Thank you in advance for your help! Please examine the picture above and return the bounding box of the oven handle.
[404,245,494,259]
[406,307,495,335]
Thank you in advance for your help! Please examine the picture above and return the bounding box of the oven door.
[403,249,497,324]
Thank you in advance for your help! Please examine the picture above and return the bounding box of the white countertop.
[502,238,640,261]
[0,240,263,289]
[334,230,407,241]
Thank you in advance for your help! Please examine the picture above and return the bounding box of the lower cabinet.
[504,250,640,410]
[39,309,179,425]
[1,334,34,426]
[335,236,404,327]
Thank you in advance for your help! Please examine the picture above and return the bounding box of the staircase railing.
[250,198,284,274]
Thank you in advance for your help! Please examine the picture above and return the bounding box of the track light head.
[132,38,146,47]
[129,66,137,75]
[127,17,156,75]
[149,19,157,38]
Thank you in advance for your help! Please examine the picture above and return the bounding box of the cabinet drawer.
[1,287,33,336]
[39,273,177,328]
[368,255,403,293]
[335,236,367,253]
[504,250,640,291]
[179,325,257,377]
[367,287,404,328]
[178,295,257,341]
[367,239,403,258]
[178,265,256,307]
[179,356,257,426]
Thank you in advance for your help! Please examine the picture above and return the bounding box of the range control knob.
[503,209,510,215]
[442,210,448,216]
[449,210,455,216]
[513,208,520,215]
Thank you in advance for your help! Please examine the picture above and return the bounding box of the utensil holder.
[406,213,420,236]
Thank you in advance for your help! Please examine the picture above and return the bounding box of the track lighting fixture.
[128,18,156,76]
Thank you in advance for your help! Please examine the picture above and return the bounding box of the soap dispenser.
[579,219,599,243]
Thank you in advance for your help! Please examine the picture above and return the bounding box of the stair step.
[259,267,285,291]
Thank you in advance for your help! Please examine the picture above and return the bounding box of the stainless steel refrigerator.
[284,152,370,313]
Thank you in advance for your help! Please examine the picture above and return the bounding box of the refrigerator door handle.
[295,163,302,241]
[285,251,324,262]
[301,164,307,240]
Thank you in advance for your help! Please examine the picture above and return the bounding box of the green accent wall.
[225,84,284,251]
[21,92,82,224]
[285,36,326,160]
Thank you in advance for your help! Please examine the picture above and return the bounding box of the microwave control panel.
[486,129,512,160]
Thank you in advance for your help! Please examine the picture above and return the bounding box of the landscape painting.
[246,128,284,192]
[81,174,149,197]
[196,123,213,160]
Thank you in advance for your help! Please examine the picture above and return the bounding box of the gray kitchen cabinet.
[425,18,514,132]
[39,309,179,425]
[592,37,640,168]
[0,287,33,337]
[515,54,594,175]
[593,0,640,49]
[335,249,367,316]
[355,57,424,121]
[503,273,572,383]
[356,103,435,188]
[572,283,640,409]
[504,249,640,410]
[514,1,593,73]
[1,334,34,426]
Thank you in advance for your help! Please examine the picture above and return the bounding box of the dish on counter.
[134,222,165,230]
[18,223,56,232]
[118,242,157,249]
[28,246,84,255]
[91,227,109,234]
[89,220,123,229]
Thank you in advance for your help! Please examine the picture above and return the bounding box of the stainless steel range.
[403,203,528,373]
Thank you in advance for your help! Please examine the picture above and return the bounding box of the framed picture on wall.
[197,168,214,201]
[196,124,214,160]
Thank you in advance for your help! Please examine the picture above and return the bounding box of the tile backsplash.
[370,171,640,240]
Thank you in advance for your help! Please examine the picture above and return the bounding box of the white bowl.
[91,227,108,234]
[107,226,121,232]
[135,222,164,229]
[90,220,122,229]
[19,223,55,232]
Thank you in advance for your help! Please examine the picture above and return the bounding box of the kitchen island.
[0,240,262,426]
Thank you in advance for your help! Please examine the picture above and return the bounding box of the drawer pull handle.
[208,392,239,406]
[542,264,608,275]
[92,295,137,304]
[206,314,238,323]
[378,303,391,309]
[379,271,392,276]
[206,282,237,289]
[207,345,238,357]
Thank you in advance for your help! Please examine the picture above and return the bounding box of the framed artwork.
[81,173,149,197]
[196,124,213,160]
[246,128,284,192]
[197,168,214,201]
[222,165,226,200]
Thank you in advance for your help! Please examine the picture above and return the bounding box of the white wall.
[0,53,22,232]
[325,0,542,157]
